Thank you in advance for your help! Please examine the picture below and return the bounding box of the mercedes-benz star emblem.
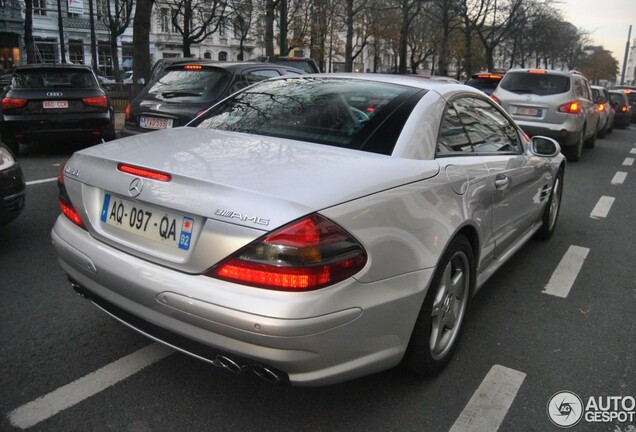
[128,178,144,197]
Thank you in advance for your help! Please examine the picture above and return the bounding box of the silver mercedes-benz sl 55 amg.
[52,74,565,386]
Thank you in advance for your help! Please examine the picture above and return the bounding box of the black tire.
[597,122,607,138]
[563,129,583,161]
[536,169,564,240]
[585,123,597,148]
[403,234,474,376]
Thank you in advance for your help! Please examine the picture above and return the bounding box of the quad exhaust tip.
[68,277,286,384]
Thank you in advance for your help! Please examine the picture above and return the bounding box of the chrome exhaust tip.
[252,364,283,384]
[213,355,248,374]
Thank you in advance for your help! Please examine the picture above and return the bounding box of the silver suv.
[492,69,599,161]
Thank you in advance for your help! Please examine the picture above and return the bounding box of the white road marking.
[611,172,627,185]
[449,365,526,432]
[8,343,173,429]
[623,157,634,166]
[630,148,636,155]
[590,196,615,219]
[543,245,590,298]
[25,177,58,186]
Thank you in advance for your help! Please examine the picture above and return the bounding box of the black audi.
[1,64,116,155]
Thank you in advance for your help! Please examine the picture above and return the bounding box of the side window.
[574,79,585,98]
[437,105,473,154]
[245,69,281,84]
[453,97,522,153]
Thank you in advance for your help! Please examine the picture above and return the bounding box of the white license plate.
[43,100,69,109]
[514,106,540,117]
[100,194,193,250]
[140,116,173,129]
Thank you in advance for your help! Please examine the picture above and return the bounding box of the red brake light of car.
[117,163,172,182]
[184,65,202,70]
[477,74,502,79]
[597,104,605,112]
[621,106,628,112]
[558,101,580,114]
[528,69,547,74]
[58,165,86,229]
[125,103,131,121]
[207,214,367,291]
[2,97,28,110]
[82,95,108,109]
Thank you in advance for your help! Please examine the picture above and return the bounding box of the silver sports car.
[52,74,565,386]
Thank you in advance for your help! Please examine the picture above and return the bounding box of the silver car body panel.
[52,76,565,385]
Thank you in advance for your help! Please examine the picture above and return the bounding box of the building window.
[34,38,56,63]
[96,0,109,17]
[33,0,47,15]
[219,20,226,38]
[159,8,178,33]
[68,39,84,64]
[203,52,212,59]
[218,51,227,61]
[98,41,113,76]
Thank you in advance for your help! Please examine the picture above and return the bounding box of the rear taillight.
[2,97,28,110]
[117,163,172,182]
[558,101,581,114]
[82,95,108,109]
[597,104,605,112]
[125,103,131,121]
[58,166,86,229]
[208,214,367,291]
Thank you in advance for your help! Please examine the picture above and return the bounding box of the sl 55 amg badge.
[215,209,270,226]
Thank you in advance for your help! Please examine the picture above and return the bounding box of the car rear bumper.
[0,163,26,227]
[515,120,582,147]
[51,215,433,386]
[1,114,115,144]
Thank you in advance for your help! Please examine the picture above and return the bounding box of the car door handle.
[495,175,509,190]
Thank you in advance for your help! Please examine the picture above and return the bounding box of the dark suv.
[121,61,304,137]
[492,69,599,161]
[1,64,116,155]
[611,86,636,123]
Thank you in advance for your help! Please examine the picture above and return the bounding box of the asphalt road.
[1,127,634,432]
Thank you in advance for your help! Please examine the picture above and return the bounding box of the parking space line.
[590,196,615,219]
[543,245,589,298]
[611,172,627,185]
[630,148,636,155]
[25,177,58,186]
[7,343,173,429]
[623,157,634,166]
[449,365,526,432]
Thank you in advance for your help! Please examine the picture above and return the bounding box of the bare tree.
[103,0,135,81]
[160,0,228,58]
[229,0,255,60]
[475,0,525,72]
[132,0,154,88]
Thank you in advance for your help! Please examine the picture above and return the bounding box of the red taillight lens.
[125,103,131,121]
[558,101,581,114]
[58,167,86,229]
[2,97,28,110]
[117,163,172,182]
[82,95,109,109]
[208,214,367,291]
[597,104,605,112]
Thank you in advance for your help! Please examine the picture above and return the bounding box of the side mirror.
[530,136,560,157]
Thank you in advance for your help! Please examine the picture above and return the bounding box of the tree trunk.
[265,0,276,56]
[344,0,354,72]
[132,0,154,90]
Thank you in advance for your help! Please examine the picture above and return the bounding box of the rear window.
[499,72,570,96]
[146,67,232,102]
[265,58,319,73]
[192,77,423,154]
[12,68,98,89]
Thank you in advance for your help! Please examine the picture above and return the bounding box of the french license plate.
[140,116,173,129]
[514,106,540,117]
[43,100,69,109]
[100,194,193,250]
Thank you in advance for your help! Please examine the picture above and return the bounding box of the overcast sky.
[557,0,635,64]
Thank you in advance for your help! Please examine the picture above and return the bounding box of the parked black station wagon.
[0,64,116,155]
[121,61,304,137]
